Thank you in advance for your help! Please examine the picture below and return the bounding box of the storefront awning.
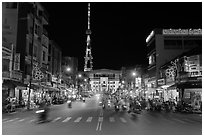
[46,87,60,92]
[177,81,202,89]
[167,81,202,90]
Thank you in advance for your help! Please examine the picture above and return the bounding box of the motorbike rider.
[37,99,49,122]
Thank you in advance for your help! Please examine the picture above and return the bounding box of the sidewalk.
[2,106,39,115]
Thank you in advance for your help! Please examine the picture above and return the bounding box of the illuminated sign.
[162,29,202,35]
[146,31,154,43]
[157,78,165,86]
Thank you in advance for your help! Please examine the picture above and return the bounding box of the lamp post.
[66,67,71,72]
[132,71,136,89]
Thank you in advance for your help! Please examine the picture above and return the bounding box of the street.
[2,94,202,135]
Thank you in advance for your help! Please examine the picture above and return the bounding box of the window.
[43,51,46,61]
[3,59,10,71]
[6,2,17,9]
[48,56,51,62]
[4,18,7,24]
[33,45,37,57]
[164,40,182,49]
[184,40,201,49]
[29,43,32,55]
[35,24,38,34]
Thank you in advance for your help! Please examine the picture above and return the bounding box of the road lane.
[2,95,202,135]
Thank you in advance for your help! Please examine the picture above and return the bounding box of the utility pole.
[27,2,36,110]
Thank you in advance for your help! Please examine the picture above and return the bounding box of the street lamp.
[66,67,71,72]
[132,71,137,89]
[78,74,82,78]
[132,72,136,76]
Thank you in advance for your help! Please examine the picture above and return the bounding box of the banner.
[14,53,20,70]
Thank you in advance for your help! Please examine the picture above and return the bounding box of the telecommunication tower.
[84,3,93,72]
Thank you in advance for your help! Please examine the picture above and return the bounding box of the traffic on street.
[2,94,202,135]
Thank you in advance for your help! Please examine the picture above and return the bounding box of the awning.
[167,81,202,90]
[46,87,59,92]
[177,81,202,89]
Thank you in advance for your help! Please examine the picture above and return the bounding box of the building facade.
[2,2,24,104]
[158,46,202,109]
[2,2,50,108]
[47,40,62,95]
[88,69,122,93]
[145,28,202,99]
[16,2,49,104]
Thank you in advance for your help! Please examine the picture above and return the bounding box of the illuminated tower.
[84,3,93,72]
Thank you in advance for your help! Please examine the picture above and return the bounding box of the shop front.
[163,76,179,102]
[176,74,202,109]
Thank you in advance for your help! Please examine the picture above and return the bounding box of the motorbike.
[107,100,111,108]
[82,97,85,102]
[67,100,72,108]
[35,107,49,123]
[102,103,105,109]
[121,104,128,111]
[115,104,120,112]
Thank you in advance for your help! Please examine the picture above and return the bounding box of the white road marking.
[96,122,100,131]
[29,119,36,123]
[4,118,19,123]
[18,119,25,122]
[98,117,103,122]
[9,112,17,114]
[99,121,102,131]
[62,117,72,123]
[109,117,115,122]
[86,117,92,122]
[120,117,127,123]
[99,110,103,116]
[2,118,8,121]
[52,117,61,122]
[171,118,186,124]
[74,117,82,122]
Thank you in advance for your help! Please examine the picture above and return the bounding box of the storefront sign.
[162,29,202,35]
[14,53,20,71]
[16,86,27,90]
[11,71,22,81]
[157,78,165,86]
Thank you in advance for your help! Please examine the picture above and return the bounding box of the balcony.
[2,41,12,51]
[2,70,22,81]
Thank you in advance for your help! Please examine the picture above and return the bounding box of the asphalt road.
[2,94,202,135]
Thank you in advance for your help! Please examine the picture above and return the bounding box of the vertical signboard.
[14,53,20,70]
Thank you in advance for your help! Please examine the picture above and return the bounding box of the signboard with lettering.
[14,53,20,70]
[11,70,22,81]
[162,29,202,35]
[157,78,165,86]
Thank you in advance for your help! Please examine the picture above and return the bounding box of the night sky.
[41,2,202,71]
